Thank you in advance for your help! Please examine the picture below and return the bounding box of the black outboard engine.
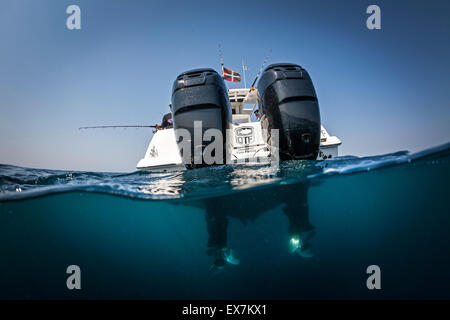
[171,68,232,168]
[257,63,321,160]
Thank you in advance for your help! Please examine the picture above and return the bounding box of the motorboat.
[137,63,341,172]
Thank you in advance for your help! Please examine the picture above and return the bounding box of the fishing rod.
[79,125,157,130]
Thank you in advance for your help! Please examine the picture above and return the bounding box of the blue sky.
[0,0,449,172]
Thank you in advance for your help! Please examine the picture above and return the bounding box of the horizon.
[1,140,450,174]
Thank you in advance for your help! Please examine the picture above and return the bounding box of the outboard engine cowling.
[258,63,321,160]
[171,68,232,168]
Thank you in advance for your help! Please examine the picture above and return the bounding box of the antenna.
[79,125,157,130]
[250,49,272,88]
[218,44,224,71]
[242,59,248,89]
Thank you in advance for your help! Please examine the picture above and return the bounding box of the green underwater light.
[289,236,301,253]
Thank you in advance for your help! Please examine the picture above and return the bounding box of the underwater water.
[1,143,449,300]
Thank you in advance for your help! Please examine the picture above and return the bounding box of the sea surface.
[1,143,449,299]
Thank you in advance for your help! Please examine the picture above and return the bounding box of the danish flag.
[222,67,241,82]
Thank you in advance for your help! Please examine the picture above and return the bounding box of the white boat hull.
[137,124,341,172]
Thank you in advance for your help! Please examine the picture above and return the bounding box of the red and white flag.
[222,67,241,82]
